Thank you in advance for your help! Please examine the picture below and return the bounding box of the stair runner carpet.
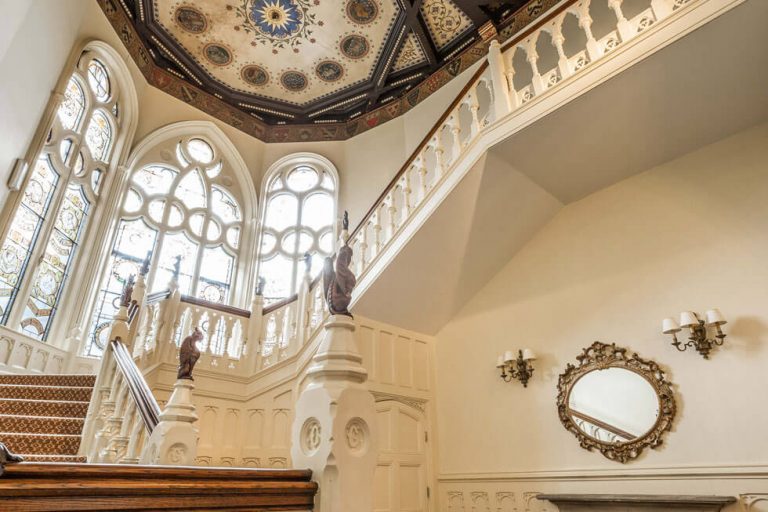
[0,374,95,463]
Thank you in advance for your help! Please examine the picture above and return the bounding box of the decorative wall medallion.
[339,34,370,60]
[315,61,344,82]
[345,417,368,455]
[346,0,379,25]
[241,64,270,86]
[173,6,208,34]
[203,43,233,66]
[280,71,308,91]
[166,443,187,464]
[235,0,318,50]
[301,417,322,455]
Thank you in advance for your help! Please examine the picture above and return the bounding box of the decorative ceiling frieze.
[97,0,559,142]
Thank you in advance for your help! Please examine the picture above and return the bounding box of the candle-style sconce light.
[662,309,727,359]
[496,349,536,387]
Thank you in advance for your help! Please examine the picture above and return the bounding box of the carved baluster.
[385,191,397,238]
[525,38,545,95]
[400,172,413,218]
[577,2,603,62]
[487,39,512,119]
[551,17,572,80]
[357,228,368,275]
[505,51,521,108]
[275,308,287,360]
[433,138,446,179]
[372,207,383,256]
[467,92,481,139]
[416,156,429,201]
[448,115,462,158]
[608,0,634,41]
[222,315,234,357]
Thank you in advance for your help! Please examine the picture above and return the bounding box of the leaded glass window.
[259,158,337,303]
[0,49,121,341]
[85,136,244,356]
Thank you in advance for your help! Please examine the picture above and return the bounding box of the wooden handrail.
[567,407,637,441]
[180,294,251,318]
[110,338,161,433]
[145,289,172,304]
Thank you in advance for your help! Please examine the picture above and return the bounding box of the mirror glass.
[567,368,659,444]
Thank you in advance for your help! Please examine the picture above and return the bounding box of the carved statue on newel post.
[323,212,356,317]
[178,327,203,380]
[291,211,378,512]
[0,442,23,476]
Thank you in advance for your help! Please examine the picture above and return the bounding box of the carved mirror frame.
[556,342,676,463]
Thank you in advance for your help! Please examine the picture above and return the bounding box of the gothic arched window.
[258,154,338,303]
[85,129,254,356]
[0,48,130,341]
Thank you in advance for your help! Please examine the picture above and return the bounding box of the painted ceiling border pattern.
[97,0,561,143]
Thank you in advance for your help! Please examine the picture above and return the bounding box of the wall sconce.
[662,309,727,359]
[496,349,536,387]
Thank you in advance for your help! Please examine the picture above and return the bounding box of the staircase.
[0,374,95,463]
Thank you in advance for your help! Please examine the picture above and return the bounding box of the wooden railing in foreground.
[0,463,316,511]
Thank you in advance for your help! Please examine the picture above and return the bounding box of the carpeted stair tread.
[0,384,93,401]
[0,432,82,455]
[0,374,96,387]
[15,454,87,463]
[0,414,84,435]
[0,398,90,418]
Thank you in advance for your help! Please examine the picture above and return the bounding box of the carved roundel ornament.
[301,418,322,455]
[345,417,369,456]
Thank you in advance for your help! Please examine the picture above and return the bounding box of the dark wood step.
[0,463,317,511]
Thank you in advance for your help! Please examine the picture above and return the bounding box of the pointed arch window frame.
[0,42,138,343]
[257,153,340,304]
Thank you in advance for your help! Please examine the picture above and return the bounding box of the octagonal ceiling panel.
[99,0,553,141]
[155,0,401,106]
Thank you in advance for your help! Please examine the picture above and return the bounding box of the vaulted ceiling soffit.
[98,0,557,142]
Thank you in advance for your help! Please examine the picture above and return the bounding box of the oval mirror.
[557,342,676,463]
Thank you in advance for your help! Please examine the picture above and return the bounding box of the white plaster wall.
[0,0,477,223]
[0,0,89,209]
[434,122,768,479]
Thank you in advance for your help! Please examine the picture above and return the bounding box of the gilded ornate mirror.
[556,342,676,463]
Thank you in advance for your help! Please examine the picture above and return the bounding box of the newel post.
[247,277,265,370]
[291,215,377,512]
[487,39,512,119]
[140,329,201,465]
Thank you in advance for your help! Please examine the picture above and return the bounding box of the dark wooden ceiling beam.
[452,0,493,27]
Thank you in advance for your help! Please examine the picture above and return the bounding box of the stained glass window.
[259,160,337,303]
[57,78,86,131]
[85,137,244,356]
[0,50,122,341]
[85,111,112,161]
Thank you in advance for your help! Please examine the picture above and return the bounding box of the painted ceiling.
[100,0,556,142]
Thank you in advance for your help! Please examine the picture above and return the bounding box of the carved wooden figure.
[323,212,356,317]
[0,441,23,476]
[178,327,203,380]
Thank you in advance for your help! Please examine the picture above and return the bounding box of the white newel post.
[140,378,199,465]
[291,314,378,512]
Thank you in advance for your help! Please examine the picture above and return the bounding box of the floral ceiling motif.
[101,0,543,141]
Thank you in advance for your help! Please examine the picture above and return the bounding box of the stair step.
[0,398,89,418]
[0,374,96,387]
[15,454,87,463]
[0,384,93,402]
[0,432,82,455]
[0,414,84,435]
